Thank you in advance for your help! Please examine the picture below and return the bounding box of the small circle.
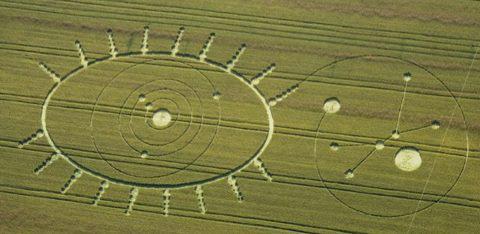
[268,99,277,107]
[212,91,221,100]
[152,109,172,127]
[329,142,339,151]
[375,140,385,150]
[323,97,341,114]
[140,150,149,159]
[403,72,412,82]
[395,147,422,172]
[431,120,441,130]
[74,169,82,177]
[391,130,400,139]
[138,94,146,102]
[145,102,153,110]
[344,169,354,179]
[36,129,44,138]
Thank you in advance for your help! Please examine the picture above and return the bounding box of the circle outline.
[311,55,470,217]
[41,51,274,189]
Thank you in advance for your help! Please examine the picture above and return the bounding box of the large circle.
[395,147,422,172]
[42,52,274,189]
[304,55,469,217]
[88,60,220,179]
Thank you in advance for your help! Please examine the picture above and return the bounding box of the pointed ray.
[92,180,109,206]
[163,189,171,217]
[199,33,216,61]
[251,63,276,86]
[226,43,247,72]
[195,186,206,214]
[125,187,139,215]
[34,153,60,175]
[227,176,244,202]
[141,26,149,55]
[253,158,273,182]
[171,27,185,56]
[268,84,299,107]
[106,29,118,58]
[74,40,89,68]
[18,129,45,148]
[38,63,61,83]
[61,169,83,194]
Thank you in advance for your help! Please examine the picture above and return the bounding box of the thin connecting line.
[337,142,370,148]
[407,45,479,233]
[350,148,377,172]
[395,80,409,131]
[382,134,394,142]
[406,159,437,233]
[400,123,431,135]
[339,132,393,148]
[346,135,392,172]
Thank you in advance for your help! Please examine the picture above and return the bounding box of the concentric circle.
[42,52,274,189]
[89,59,221,178]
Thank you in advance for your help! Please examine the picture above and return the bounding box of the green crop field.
[1,0,479,233]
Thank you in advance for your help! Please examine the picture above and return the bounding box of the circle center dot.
[152,109,171,127]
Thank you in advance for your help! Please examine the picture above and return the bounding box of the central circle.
[395,147,422,172]
[323,97,341,114]
[152,108,172,127]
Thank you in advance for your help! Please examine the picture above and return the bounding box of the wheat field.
[1,0,479,233]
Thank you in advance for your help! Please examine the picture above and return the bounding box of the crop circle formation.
[44,49,271,186]
[299,55,469,217]
[23,26,296,215]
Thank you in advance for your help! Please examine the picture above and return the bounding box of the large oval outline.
[41,51,274,189]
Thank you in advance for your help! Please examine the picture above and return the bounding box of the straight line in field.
[0,2,475,61]
[59,0,476,55]
[1,43,479,101]
[1,94,475,158]
[350,148,377,172]
[0,185,354,233]
[400,124,432,135]
[45,0,480,55]
[395,80,409,131]
[2,138,479,209]
[407,45,479,233]
[99,0,476,45]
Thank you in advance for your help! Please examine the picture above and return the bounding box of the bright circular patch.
[329,142,339,151]
[152,109,172,127]
[323,98,341,114]
[395,147,422,172]
[212,91,221,100]
[391,130,400,139]
[375,140,385,150]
